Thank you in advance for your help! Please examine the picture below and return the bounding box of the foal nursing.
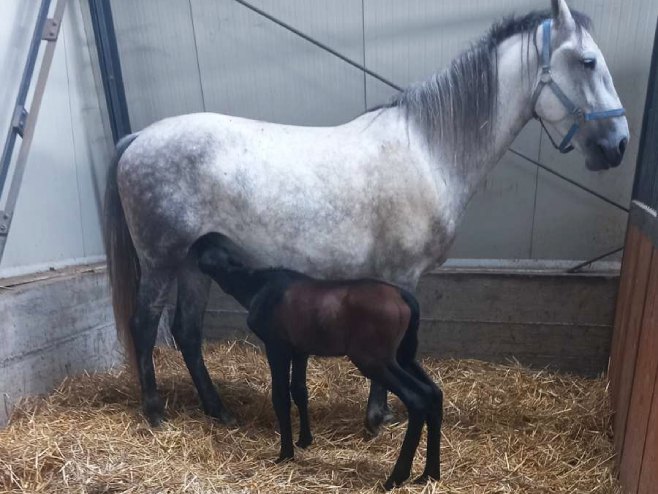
[195,235,443,489]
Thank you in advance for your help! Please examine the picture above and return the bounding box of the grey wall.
[0,0,113,277]
[110,0,657,262]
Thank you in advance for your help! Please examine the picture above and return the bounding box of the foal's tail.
[397,288,421,364]
[103,133,140,368]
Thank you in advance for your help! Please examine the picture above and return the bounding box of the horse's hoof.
[365,407,394,437]
[296,435,313,449]
[365,415,384,437]
[146,412,164,427]
[143,397,165,427]
[382,407,395,425]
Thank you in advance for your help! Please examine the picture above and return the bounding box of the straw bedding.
[1,340,620,493]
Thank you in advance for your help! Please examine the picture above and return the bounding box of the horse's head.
[532,0,629,170]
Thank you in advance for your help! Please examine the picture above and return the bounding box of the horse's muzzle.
[586,133,629,170]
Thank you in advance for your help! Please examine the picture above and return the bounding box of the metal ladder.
[0,0,68,265]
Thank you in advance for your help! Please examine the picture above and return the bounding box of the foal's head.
[197,241,261,308]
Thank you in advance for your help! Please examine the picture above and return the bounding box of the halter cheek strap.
[531,19,625,153]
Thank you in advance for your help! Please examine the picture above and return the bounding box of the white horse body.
[120,109,457,287]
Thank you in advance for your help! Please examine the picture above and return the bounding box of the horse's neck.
[446,33,536,209]
[491,34,537,162]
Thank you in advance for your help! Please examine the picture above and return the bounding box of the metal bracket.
[11,107,28,138]
[42,18,61,41]
[0,212,10,236]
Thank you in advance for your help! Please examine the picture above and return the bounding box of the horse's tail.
[103,133,140,369]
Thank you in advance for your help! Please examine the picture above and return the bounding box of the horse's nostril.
[618,137,628,157]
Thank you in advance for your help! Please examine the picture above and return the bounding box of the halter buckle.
[539,68,552,83]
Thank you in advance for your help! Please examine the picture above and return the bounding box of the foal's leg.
[405,361,443,483]
[358,362,427,490]
[290,354,313,448]
[266,344,294,462]
[396,295,442,482]
[131,266,175,426]
[171,260,236,425]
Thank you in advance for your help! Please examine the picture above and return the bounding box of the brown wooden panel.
[638,368,658,494]
[610,225,642,408]
[614,233,654,460]
[620,249,658,492]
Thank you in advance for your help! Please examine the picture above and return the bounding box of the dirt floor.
[0,340,620,493]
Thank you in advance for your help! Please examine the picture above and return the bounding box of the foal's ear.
[226,257,245,272]
[551,0,576,31]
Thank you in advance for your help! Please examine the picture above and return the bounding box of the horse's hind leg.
[171,259,236,425]
[131,266,176,426]
[291,354,312,448]
[365,381,393,436]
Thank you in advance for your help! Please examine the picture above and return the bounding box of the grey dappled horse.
[104,0,628,429]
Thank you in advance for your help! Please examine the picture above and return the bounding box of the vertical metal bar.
[632,18,658,207]
[0,0,68,262]
[0,0,52,197]
[87,0,131,143]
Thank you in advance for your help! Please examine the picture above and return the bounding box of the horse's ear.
[551,0,576,31]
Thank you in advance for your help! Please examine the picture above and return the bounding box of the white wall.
[0,0,113,278]
[111,0,656,262]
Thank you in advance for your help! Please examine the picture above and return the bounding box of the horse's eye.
[582,57,596,70]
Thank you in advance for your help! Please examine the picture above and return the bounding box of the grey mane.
[382,9,591,168]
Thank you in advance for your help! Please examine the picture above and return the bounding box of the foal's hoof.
[365,407,395,437]
[208,408,238,427]
[383,475,407,491]
[275,453,294,464]
[296,435,313,449]
[413,471,440,484]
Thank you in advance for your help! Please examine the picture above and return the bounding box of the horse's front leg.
[365,380,393,435]
[265,343,294,462]
[291,353,313,448]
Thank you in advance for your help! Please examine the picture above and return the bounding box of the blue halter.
[531,19,626,153]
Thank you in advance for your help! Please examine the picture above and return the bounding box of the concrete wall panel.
[0,266,120,425]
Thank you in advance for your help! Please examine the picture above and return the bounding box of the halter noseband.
[530,19,625,153]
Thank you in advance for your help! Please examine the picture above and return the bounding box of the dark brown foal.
[195,235,443,490]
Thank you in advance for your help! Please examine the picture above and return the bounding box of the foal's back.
[271,280,411,361]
